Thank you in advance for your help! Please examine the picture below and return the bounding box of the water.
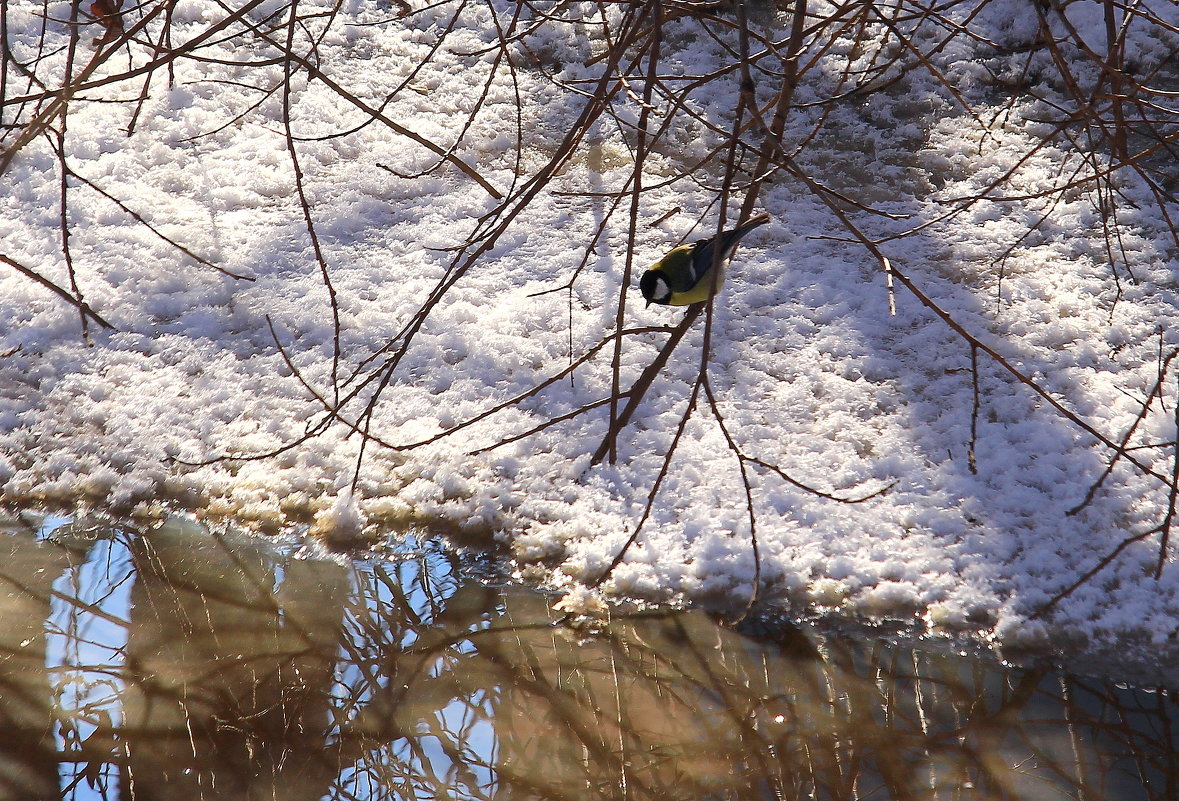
[0,512,1175,801]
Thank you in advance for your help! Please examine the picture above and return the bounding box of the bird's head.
[640,271,672,306]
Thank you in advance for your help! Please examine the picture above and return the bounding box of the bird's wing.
[693,215,770,279]
[689,236,719,285]
[661,244,702,292]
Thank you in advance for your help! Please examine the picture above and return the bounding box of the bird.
[639,212,771,306]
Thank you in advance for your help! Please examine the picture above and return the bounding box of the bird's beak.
[645,299,652,308]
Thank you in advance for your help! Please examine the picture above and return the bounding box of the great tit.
[639,212,771,306]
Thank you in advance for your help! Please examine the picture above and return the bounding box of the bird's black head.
[640,270,672,306]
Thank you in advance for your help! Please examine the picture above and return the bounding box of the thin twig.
[0,253,115,331]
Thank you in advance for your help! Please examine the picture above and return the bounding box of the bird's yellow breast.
[665,275,718,305]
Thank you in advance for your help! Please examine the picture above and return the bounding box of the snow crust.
[3,0,1179,651]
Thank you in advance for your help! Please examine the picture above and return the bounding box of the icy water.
[0,514,1176,800]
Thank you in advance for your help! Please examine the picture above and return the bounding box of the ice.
[2,0,1179,651]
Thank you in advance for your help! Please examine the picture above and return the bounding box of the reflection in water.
[0,514,1175,800]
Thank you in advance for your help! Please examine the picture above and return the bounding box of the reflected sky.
[0,512,1175,800]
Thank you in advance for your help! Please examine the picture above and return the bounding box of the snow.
[3,0,1179,654]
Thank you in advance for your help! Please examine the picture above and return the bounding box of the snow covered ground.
[3,0,1179,652]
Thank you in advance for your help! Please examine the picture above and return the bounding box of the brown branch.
[64,164,255,281]
[590,375,704,589]
[0,253,115,331]
[592,305,702,466]
[701,374,762,620]
[1069,347,1179,515]
[968,344,979,475]
[605,0,663,465]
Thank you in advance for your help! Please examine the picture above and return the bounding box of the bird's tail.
[712,212,771,263]
[688,212,772,285]
[728,212,771,243]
